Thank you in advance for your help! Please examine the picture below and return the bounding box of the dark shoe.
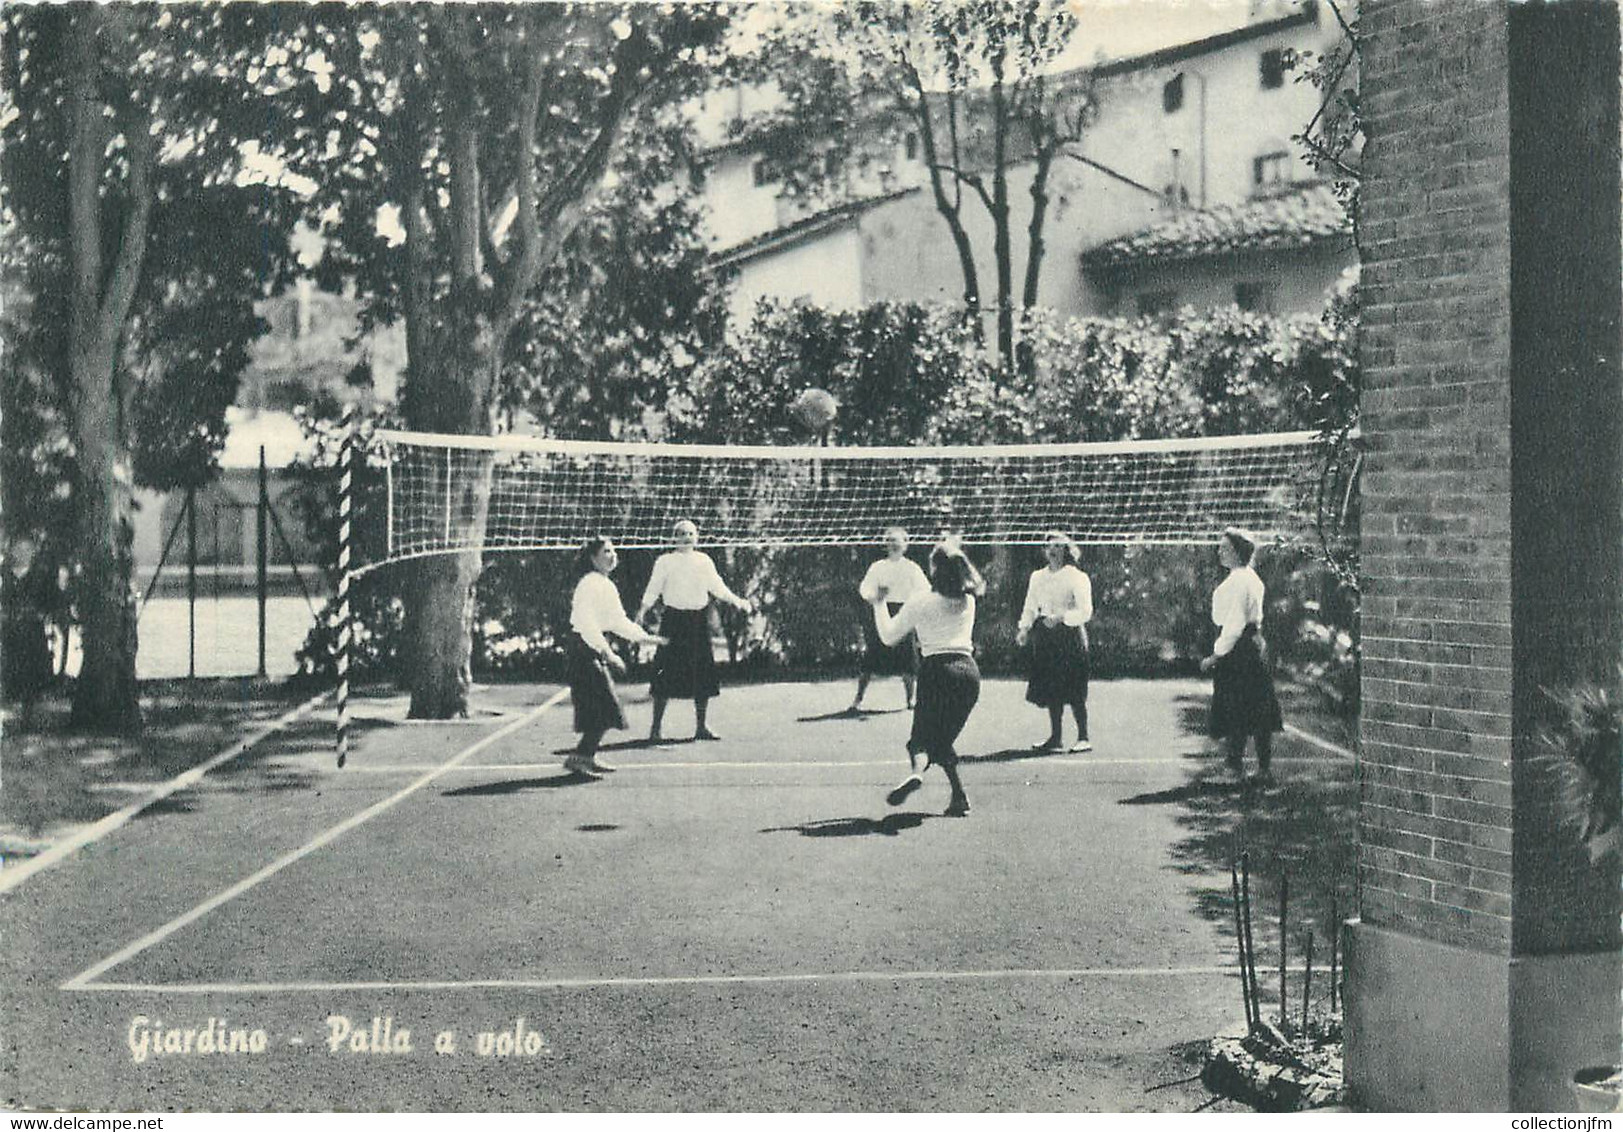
[695,729,721,742]
[1034,737,1063,751]
[944,795,971,817]
[1254,766,1275,785]
[887,775,924,806]
[645,731,665,747]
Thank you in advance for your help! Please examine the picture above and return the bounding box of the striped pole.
[335,407,356,768]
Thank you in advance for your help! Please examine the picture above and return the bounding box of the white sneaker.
[1069,740,1093,753]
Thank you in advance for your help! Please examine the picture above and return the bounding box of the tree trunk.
[63,7,147,734]
[401,334,498,720]
[406,550,480,718]
[1018,146,1058,381]
[909,82,981,341]
[67,336,143,733]
[990,79,1014,374]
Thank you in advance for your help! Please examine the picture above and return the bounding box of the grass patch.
[2,679,312,846]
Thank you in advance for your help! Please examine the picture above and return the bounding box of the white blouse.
[877,593,975,657]
[1017,565,1093,633]
[640,549,743,612]
[571,572,649,655]
[858,556,930,606]
[1211,566,1266,658]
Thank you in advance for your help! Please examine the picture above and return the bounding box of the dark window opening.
[1260,48,1287,89]
[1235,281,1277,313]
[1253,150,1292,191]
[1163,74,1184,114]
[904,132,919,160]
[1137,290,1176,318]
[751,158,770,187]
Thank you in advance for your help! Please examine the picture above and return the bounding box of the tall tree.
[752,0,1093,375]
[2,4,299,732]
[285,4,727,718]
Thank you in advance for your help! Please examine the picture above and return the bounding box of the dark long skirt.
[1209,626,1284,739]
[861,601,919,676]
[568,634,628,734]
[908,652,981,767]
[650,606,721,700]
[1025,620,1090,708]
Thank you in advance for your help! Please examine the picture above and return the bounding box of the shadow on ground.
[760,813,933,837]
[962,746,1077,765]
[1127,693,1356,1003]
[794,706,908,723]
[442,773,597,796]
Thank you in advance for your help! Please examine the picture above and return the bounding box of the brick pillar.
[1346,0,1623,1111]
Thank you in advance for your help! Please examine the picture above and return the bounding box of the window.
[1235,281,1277,313]
[751,158,770,187]
[1253,150,1292,190]
[1162,74,1184,114]
[904,132,919,160]
[1137,291,1176,318]
[1260,48,1287,89]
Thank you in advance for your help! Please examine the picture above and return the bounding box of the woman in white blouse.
[871,542,985,817]
[637,519,751,744]
[1199,527,1283,779]
[1015,532,1094,752]
[849,526,930,713]
[566,537,667,778]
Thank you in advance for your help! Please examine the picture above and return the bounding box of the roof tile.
[1081,182,1351,269]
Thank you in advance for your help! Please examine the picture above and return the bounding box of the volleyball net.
[361,427,1343,571]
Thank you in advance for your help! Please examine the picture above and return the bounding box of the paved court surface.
[0,677,1348,1111]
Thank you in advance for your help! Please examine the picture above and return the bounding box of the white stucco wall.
[727,225,867,323]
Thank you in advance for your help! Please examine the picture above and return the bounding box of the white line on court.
[1284,723,1355,760]
[60,689,568,992]
[67,963,1312,995]
[292,752,1347,773]
[0,690,330,896]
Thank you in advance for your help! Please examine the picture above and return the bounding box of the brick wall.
[1356,0,1517,954]
[1358,0,1623,958]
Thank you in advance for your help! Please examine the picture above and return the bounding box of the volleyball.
[790,387,839,432]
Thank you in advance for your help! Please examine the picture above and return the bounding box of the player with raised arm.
[872,542,985,818]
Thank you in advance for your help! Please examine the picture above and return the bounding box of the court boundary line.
[1283,723,1355,760]
[0,690,330,896]
[60,689,568,992]
[66,963,1310,995]
[308,753,1350,773]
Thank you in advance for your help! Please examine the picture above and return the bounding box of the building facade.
[700,1,1355,325]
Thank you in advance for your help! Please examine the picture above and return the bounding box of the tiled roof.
[1080,183,1351,270]
[710,187,922,269]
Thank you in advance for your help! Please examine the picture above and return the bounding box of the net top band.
[372,427,1327,462]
